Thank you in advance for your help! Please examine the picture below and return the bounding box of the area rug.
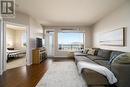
[36,61,87,87]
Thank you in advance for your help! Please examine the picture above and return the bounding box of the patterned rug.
[36,61,87,87]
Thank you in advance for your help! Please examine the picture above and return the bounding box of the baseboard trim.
[48,56,73,59]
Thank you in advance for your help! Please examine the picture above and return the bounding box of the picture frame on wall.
[99,27,126,46]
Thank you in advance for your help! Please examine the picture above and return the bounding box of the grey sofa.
[74,48,130,87]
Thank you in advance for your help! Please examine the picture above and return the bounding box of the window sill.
[58,50,80,52]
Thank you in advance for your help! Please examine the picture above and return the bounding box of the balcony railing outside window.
[58,44,84,51]
[58,32,84,51]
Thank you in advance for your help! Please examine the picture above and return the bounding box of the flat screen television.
[36,38,43,48]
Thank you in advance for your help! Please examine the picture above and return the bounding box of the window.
[22,32,26,47]
[58,32,84,51]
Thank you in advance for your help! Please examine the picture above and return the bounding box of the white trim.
[26,25,31,65]
[3,21,30,71]
[45,29,56,57]
[3,21,6,71]
[0,19,3,75]
[0,20,1,75]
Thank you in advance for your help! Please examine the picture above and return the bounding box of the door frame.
[45,29,55,57]
[3,21,30,71]
[0,19,4,75]
[48,31,55,56]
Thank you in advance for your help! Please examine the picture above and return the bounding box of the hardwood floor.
[0,59,52,87]
[0,58,73,87]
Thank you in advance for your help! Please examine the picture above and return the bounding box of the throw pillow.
[87,48,96,55]
[108,51,124,64]
[92,48,100,56]
[83,48,89,54]
[112,53,130,64]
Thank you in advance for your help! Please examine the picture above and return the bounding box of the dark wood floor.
[0,58,73,87]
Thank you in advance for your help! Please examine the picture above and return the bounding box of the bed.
[7,49,26,61]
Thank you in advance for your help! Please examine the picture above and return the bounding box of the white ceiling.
[16,0,127,26]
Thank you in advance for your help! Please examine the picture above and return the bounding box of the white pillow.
[87,48,96,55]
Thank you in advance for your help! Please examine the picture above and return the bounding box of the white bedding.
[6,49,26,59]
[6,50,26,53]
[77,61,117,84]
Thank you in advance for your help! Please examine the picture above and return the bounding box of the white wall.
[6,28,15,48]
[5,11,29,26]
[29,17,43,64]
[45,26,93,57]
[15,30,26,49]
[93,0,130,52]
[6,28,26,49]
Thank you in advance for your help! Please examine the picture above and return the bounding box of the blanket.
[77,61,117,84]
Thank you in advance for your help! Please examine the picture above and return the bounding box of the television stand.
[32,47,47,64]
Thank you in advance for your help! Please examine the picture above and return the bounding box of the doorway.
[5,23,27,70]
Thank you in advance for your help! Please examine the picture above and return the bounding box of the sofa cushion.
[112,53,130,64]
[75,56,87,61]
[108,51,124,64]
[75,56,96,64]
[94,60,110,69]
[97,49,111,60]
[74,52,87,56]
[87,55,106,61]
[82,68,109,85]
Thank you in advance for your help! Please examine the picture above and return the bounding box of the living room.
[0,0,130,87]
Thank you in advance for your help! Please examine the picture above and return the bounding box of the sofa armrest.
[111,63,130,87]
